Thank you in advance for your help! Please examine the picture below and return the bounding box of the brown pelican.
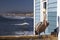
[35,8,49,35]
[35,21,49,35]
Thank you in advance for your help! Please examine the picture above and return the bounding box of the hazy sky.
[0,0,33,13]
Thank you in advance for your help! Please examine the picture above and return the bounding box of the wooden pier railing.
[0,35,58,40]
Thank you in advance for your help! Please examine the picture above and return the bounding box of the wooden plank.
[0,35,58,40]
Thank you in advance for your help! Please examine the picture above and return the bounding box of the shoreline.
[0,12,33,17]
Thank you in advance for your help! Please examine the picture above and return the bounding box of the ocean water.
[0,16,33,36]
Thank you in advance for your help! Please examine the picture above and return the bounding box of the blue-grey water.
[0,16,33,36]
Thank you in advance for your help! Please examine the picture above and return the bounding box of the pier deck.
[0,35,58,40]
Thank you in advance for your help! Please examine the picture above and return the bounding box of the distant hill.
[6,11,33,14]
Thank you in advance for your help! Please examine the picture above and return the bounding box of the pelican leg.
[44,31,46,40]
[38,32,40,39]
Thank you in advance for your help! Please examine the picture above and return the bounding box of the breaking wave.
[11,22,29,26]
